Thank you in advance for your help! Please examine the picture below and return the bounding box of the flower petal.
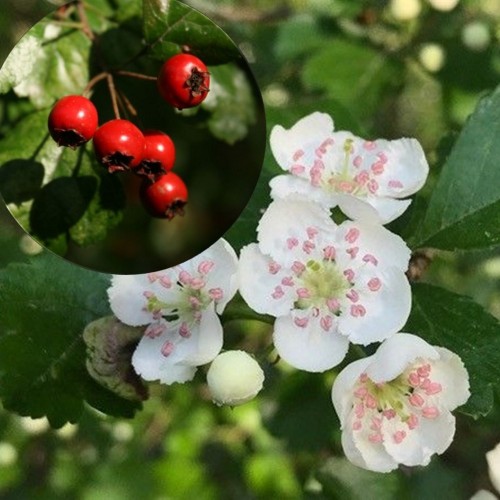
[270,112,334,172]
[273,314,349,372]
[257,199,335,268]
[364,333,440,383]
[335,219,411,272]
[269,174,333,207]
[337,267,412,345]
[239,244,296,316]
[430,347,470,410]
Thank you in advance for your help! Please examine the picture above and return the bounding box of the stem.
[76,0,95,41]
[116,70,157,82]
[107,74,121,120]
[117,90,138,118]
[83,72,108,96]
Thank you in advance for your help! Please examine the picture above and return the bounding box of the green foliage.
[143,0,240,64]
[407,283,500,418]
[412,84,500,251]
[0,254,141,427]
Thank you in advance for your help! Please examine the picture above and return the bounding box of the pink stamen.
[383,409,396,419]
[420,378,431,390]
[326,298,340,313]
[291,164,306,175]
[190,278,205,290]
[272,286,285,300]
[355,170,370,185]
[345,228,360,244]
[287,237,299,249]
[189,296,202,308]
[268,261,281,275]
[307,227,319,240]
[198,260,215,275]
[368,278,382,291]
[303,240,316,254]
[354,387,368,398]
[371,162,385,175]
[353,155,363,168]
[365,394,377,409]
[294,317,309,328]
[343,269,355,282]
[377,152,388,163]
[367,179,379,194]
[352,420,362,431]
[359,373,368,383]
[346,246,359,259]
[362,254,378,266]
[323,246,336,261]
[292,149,305,162]
[425,382,443,395]
[146,323,165,338]
[409,393,425,407]
[159,276,171,288]
[179,270,192,285]
[407,413,419,430]
[408,372,420,387]
[393,430,407,444]
[297,288,311,299]
[417,364,431,377]
[208,288,224,301]
[147,273,159,283]
[281,277,294,287]
[389,180,404,189]
[368,433,383,444]
[422,406,440,419]
[338,181,355,193]
[346,290,360,303]
[143,291,154,299]
[320,315,333,331]
[354,402,365,418]
[350,305,366,318]
[363,141,377,151]
[179,322,191,338]
[292,261,306,275]
[161,341,174,357]
[371,417,382,430]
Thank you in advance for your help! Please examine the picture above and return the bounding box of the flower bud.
[428,0,459,11]
[419,43,446,72]
[390,0,422,21]
[207,350,264,407]
[461,21,491,51]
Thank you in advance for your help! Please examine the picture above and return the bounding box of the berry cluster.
[47,54,210,220]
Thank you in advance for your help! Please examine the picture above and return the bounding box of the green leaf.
[0,254,141,426]
[14,27,91,108]
[411,85,500,250]
[302,39,400,122]
[316,457,403,500]
[143,0,240,65]
[406,283,500,418]
[201,64,257,145]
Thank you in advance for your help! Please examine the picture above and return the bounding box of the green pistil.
[364,375,412,420]
[296,260,349,309]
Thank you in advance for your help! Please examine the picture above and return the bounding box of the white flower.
[390,0,422,21]
[487,443,500,493]
[269,112,429,224]
[207,350,265,406]
[108,239,238,385]
[239,199,411,372]
[0,35,42,94]
[332,333,470,473]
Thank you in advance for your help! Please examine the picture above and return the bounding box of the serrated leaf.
[143,0,240,65]
[302,40,400,121]
[14,28,91,108]
[0,254,141,426]
[411,85,500,251]
[406,283,500,418]
[316,457,402,500]
[201,64,257,145]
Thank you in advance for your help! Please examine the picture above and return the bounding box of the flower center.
[350,361,444,445]
[296,259,349,310]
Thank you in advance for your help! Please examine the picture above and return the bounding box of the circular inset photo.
[0,0,265,274]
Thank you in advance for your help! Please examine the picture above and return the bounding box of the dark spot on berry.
[135,160,167,181]
[54,128,87,149]
[102,152,135,173]
[186,68,210,98]
[165,199,187,221]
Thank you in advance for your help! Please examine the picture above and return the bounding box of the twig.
[116,70,157,82]
[83,72,108,96]
[76,0,95,41]
[107,74,121,120]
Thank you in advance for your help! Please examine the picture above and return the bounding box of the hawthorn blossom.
[332,333,470,472]
[487,443,500,493]
[238,199,412,372]
[269,112,429,224]
[107,239,238,385]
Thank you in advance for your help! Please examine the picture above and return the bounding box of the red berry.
[157,54,210,109]
[48,95,98,148]
[136,130,176,180]
[140,172,188,220]
[93,119,144,173]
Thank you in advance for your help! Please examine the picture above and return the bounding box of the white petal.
[350,420,399,472]
[331,357,372,423]
[431,347,470,410]
[415,409,456,455]
[269,174,333,207]
[132,329,197,384]
[364,333,440,383]
[238,244,296,316]
[270,112,334,172]
[375,138,429,198]
[366,197,412,224]
[337,267,411,345]
[257,199,334,268]
[273,314,349,372]
[335,220,411,272]
[108,275,156,326]
[179,307,224,366]
[338,194,412,225]
[470,490,498,500]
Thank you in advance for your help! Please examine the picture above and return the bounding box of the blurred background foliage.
[0,0,500,498]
